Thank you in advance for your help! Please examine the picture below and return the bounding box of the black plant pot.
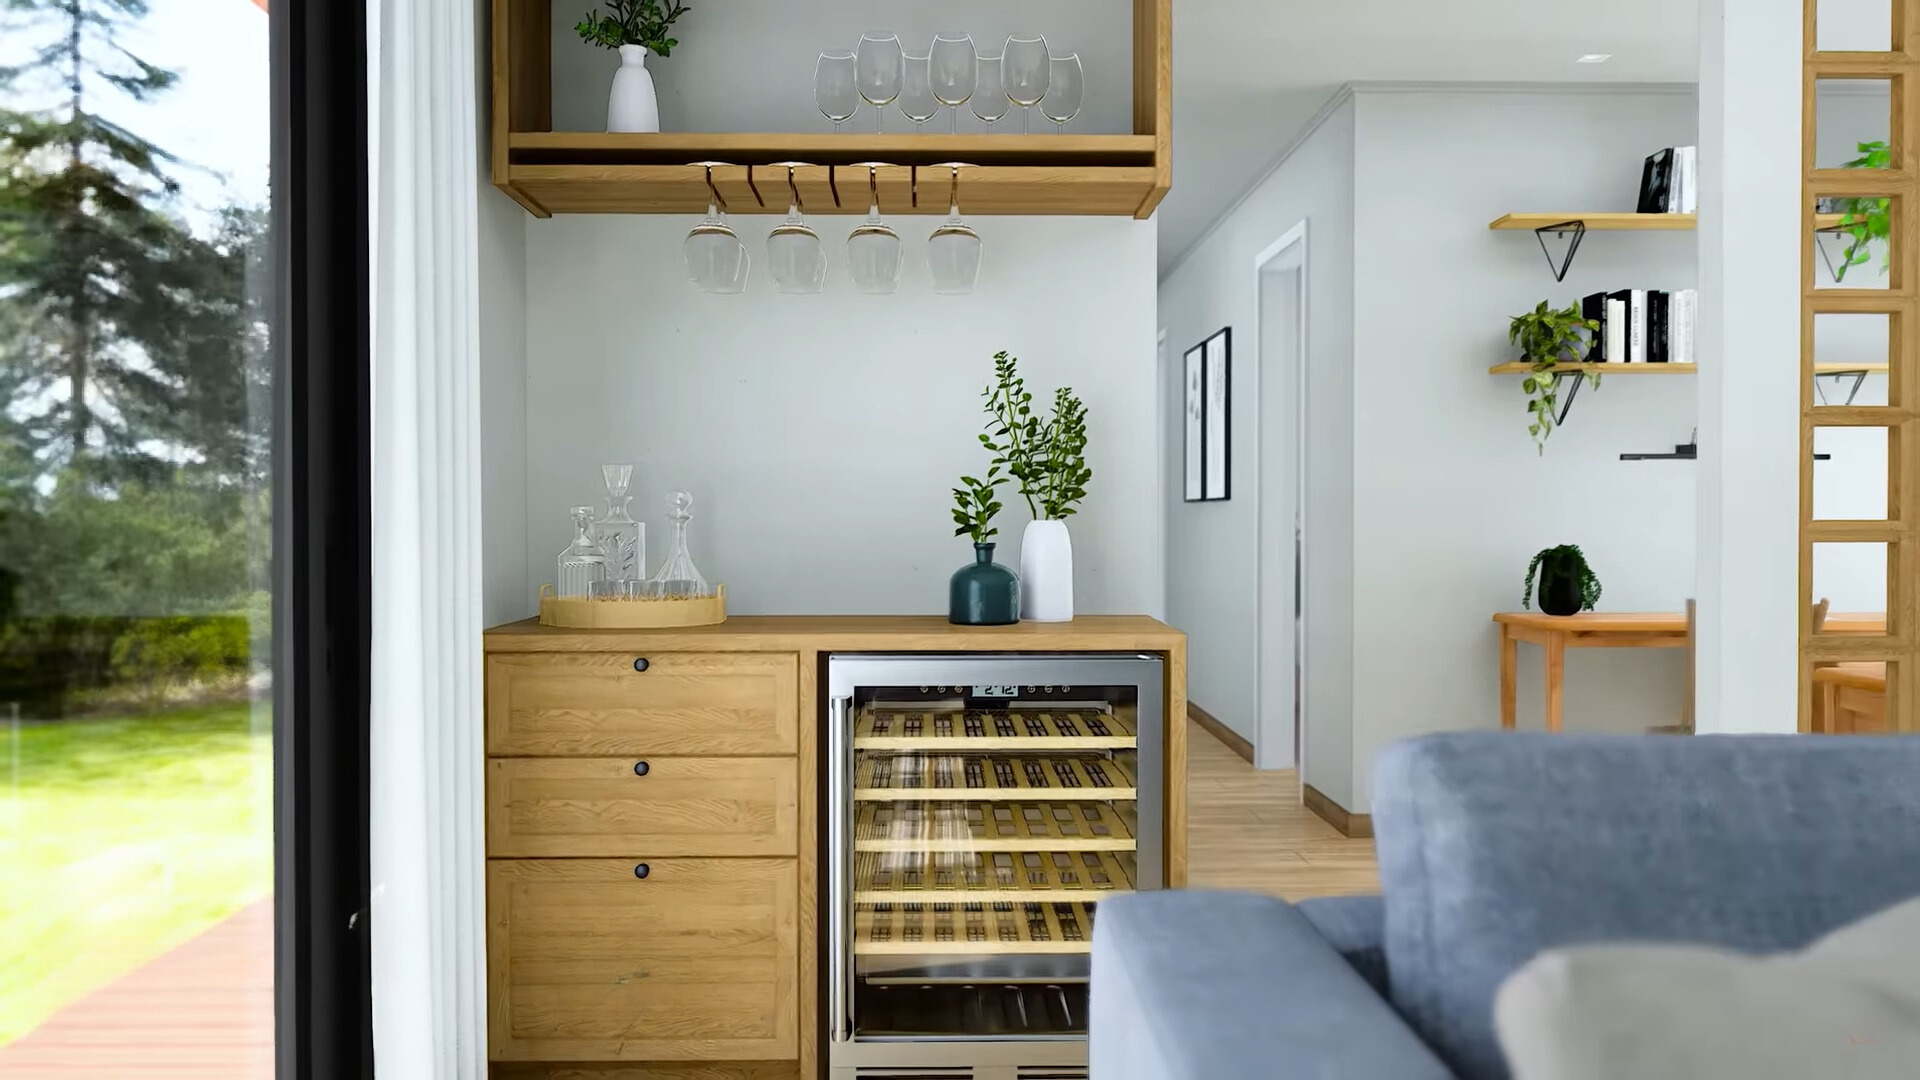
[1539,570,1583,616]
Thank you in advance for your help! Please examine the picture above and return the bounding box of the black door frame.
[270,0,373,1075]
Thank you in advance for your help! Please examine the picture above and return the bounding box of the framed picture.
[1183,343,1205,501]
[1203,327,1231,501]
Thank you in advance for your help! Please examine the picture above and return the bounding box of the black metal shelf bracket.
[1552,371,1585,425]
[1814,368,1872,406]
[1535,220,1587,282]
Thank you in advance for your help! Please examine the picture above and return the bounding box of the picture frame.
[1183,343,1205,501]
[1184,327,1232,503]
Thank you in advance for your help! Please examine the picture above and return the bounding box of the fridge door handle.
[827,693,852,1042]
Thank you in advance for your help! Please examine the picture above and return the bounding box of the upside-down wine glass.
[1042,53,1084,133]
[847,166,903,294]
[928,165,982,295]
[815,50,859,132]
[767,166,826,294]
[972,54,1010,130]
[855,33,904,134]
[683,165,750,293]
[899,54,940,132]
[930,33,977,134]
[1002,34,1050,133]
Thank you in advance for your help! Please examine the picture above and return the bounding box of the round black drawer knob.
[632,657,650,672]
[632,760,650,777]
[633,863,651,879]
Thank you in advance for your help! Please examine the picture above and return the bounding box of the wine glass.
[683,164,749,293]
[1042,53,1083,133]
[899,54,940,133]
[767,166,825,294]
[1002,34,1050,133]
[928,165,982,295]
[815,50,859,133]
[855,34,904,134]
[972,54,1010,130]
[847,166,902,294]
[930,33,977,134]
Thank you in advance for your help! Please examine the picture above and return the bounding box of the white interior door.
[1255,225,1307,771]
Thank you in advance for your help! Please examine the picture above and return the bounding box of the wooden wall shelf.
[1488,213,1696,230]
[490,0,1172,218]
[1488,362,1698,374]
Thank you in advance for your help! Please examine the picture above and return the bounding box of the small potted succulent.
[575,0,690,133]
[1523,544,1602,616]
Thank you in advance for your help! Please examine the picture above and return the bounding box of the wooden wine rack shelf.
[853,754,1137,802]
[853,900,1100,955]
[855,707,1136,751]
[852,849,1135,904]
[855,801,1137,852]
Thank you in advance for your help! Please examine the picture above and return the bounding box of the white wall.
[1158,92,1356,802]
[480,0,531,628]
[520,215,1162,615]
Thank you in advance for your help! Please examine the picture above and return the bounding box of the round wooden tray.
[538,583,727,628]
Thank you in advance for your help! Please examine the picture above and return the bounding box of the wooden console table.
[1493,611,1882,732]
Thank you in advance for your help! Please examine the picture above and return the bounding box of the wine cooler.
[826,654,1165,1080]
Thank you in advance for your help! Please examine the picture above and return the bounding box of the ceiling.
[1158,0,1702,275]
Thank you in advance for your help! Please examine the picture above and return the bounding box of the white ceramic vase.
[1019,519,1074,622]
[607,44,660,133]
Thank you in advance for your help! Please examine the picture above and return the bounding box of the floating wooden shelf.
[854,707,1137,751]
[491,0,1171,217]
[1488,362,1698,374]
[1488,213,1696,230]
[855,801,1137,853]
[853,754,1136,802]
[854,900,1100,955]
[852,849,1135,904]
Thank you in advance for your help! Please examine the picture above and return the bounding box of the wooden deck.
[0,899,272,1077]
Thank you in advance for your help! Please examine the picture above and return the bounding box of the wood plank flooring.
[1185,719,1381,900]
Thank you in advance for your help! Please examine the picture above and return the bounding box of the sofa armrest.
[1091,891,1456,1080]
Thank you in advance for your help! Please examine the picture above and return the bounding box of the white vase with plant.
[979,351,1092,623]
[575,0,690,133]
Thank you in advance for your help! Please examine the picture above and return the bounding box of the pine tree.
[0,0,252,482]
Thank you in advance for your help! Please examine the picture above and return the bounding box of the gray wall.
[481,0,531,627]
[1158,93,1357,801]
[519,214,1162,616]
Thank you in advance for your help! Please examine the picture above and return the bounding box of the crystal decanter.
[593,463,646,582]
[556,505,608,599]
[648,490,714,599]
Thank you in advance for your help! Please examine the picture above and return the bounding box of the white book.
[1679,147,1698,214]
[1681,289,1699,364]
[1630,289,1648,363]
[1606,298,1627,363]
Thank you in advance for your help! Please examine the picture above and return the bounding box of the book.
[1606,297,1627,363]
[1674,289,1698,364]
[1638,149,1675,214]
[1650,290,1669,363]
[1582,292,1609,362]
[1675,147,1697,213]
[1631,289,1647,363]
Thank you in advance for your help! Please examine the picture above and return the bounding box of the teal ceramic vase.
[949,543,1019,625]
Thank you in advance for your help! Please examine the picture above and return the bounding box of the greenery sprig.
[1509,300,1599,455]
[575,0,690,55]
[978,351,1093,521]
[1830,140,1891,282]
[1037,386,1091,519]
[952,467,1005,545]
[1522,544,1602,611]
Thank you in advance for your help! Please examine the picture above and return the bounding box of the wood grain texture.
[508,132,1156,167]
[1488,212,1696,230]
[488,859,798,1062]
[1186,701,1253,763]
[1487,362,1698,375]
[485,653,799,757]
[491,1063,798,1080]
[490,0,552,215]
[485,615,1184,654]
[794,652,817,1080]
[508,164,1161,216]
[1494,611,1883,634]
[487,758,797,857]
[1165,636,1188,888]
[1133,0,1173,217]
[1301,783,1373,839]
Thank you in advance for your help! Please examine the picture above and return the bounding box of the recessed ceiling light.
[1576,53,1613,64]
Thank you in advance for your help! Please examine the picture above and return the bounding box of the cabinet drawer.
[486,653,798,756]
[488,859,798,1061]
[487,758,798,857]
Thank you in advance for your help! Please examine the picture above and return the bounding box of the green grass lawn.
[0,703,271,1046]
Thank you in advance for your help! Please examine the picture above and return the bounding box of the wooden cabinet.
[486,653,798,756]
[488,757,798,858]
[488,859,799,1061]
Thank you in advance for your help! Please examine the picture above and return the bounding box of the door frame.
[1252,221,1309,772]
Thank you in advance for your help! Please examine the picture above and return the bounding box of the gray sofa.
[1090,732,1920,1079]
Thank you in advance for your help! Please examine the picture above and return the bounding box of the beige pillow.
[1494,897,1920,1080]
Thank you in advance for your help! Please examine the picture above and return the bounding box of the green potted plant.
[575,0,690,132]
[1523,544,1602,616]
[979,351,1092,622]
[1509,300,1599,454]
[1826,139,1891,282]
[949,466,1018,625]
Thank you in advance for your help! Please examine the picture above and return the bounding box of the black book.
[1649,291,1669,363]
[1637,149,1674,214]
[1582,292,1608,362]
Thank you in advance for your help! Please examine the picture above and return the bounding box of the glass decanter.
[593,463,646,582]
[648,490,714,599]
[556,505,608,599]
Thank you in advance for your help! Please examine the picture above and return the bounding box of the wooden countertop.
[484,614,1184,653]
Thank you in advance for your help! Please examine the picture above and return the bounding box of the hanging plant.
[1508,300,1599,454]
[1827,139,1891,282]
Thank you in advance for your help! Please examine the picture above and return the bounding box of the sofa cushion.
[1494,895,1920,1080]
[1371,733,1920,1080]
[1297,895,1388,996]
